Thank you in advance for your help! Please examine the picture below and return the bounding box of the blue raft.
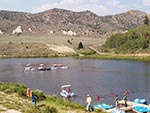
[134,98,147,104]
[93,103,113,110]
[132,106,150,112]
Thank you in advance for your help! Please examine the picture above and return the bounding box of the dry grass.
[0,34,105,46]
[0,34,106,57]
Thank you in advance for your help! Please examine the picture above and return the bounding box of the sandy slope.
[46,44,76,53]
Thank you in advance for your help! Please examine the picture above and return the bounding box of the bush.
[33,89,46,101]
[0,83,27,96]
[43,106,58,113]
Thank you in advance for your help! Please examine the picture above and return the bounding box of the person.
[86,94,94,112]
[26,88,30,97]
[123,93,128,107]
[67,88,71,95]
[114,95,119,109]
[32,93,37,107]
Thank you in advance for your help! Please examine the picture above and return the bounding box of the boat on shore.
[132,105,150,113]
[93,103,112,110]
[134,98,147,104]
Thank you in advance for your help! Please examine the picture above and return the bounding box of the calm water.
[1,58,150,106]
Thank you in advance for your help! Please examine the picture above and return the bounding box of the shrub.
[33,89,46,101]
[43,106,58,113]
[0,83,27,96]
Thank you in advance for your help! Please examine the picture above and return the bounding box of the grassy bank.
[76,53,150,62]
[0,82,105,113]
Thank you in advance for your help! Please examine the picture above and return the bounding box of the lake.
[0,58,150,106]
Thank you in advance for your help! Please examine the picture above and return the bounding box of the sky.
[0,0,150,16]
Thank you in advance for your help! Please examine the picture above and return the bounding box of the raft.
[93,103,112,110]
[134,98,147,104]
[132,106,150,113]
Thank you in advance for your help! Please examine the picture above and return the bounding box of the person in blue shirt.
[32,93,37,107]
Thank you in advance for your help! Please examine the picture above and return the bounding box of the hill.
[0,8,149,37]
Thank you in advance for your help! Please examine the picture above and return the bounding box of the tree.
[78,42,84,49]
[144,15,149,26]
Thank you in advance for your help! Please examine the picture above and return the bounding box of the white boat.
[60,84,75,98]
[61,66,69,69]
[24,64,35,71]
[51,64,69,70]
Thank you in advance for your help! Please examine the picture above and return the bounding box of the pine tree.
[78,42,84,49]
[144,15,149,26]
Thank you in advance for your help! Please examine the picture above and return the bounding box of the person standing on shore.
[32,93,37,107]
[114,95,119,109]
[86,94,93,112]
[123,92,128,107]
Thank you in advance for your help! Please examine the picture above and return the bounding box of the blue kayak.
[132,106,150,112]
[134,98,147,104]
[93,103,112,110]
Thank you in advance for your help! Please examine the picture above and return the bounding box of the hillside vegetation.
[102,25,150,54]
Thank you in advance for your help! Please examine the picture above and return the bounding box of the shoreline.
[1,54,150,62]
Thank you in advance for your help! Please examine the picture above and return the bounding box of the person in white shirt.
[86,94,93,112]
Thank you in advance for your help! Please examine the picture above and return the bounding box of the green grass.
[76,53,150,61]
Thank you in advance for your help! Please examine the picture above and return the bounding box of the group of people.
[62,88,72,95]
[86,91,128,112]
[27,87,128,111]
[115,92,128,110]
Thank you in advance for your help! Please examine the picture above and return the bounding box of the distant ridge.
[0,8,149,37]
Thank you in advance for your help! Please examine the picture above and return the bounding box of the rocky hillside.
[0,8,149,37]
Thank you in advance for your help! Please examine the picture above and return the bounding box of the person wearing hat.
[86,94,93,112]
